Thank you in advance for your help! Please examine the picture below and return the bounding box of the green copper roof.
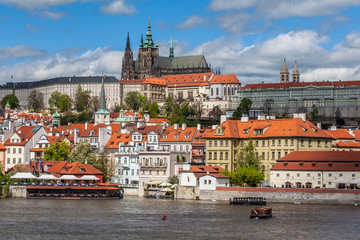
[143,18,156,49]
[52,111,60,118]
[95,109,110,115]
[5,101,10,107]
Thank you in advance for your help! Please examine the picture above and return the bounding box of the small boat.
[250,207,272,219]
[230,197,266,205]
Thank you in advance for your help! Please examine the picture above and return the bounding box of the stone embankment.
[9,186,27,198]
[175,186,360,204]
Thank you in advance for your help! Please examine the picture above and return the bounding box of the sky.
[0,0,360,85]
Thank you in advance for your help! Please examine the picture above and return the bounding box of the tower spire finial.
[169,31,174,60]
[100,74,106,110]
[126,32,131,51]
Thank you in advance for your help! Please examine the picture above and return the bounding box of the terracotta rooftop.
[160,125,197,142]
[209,74,240,85]
[142,77,166,86]
[324,129,355,140]
[105,133,131,149]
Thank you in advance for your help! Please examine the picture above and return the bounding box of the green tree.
[69,141,96,166]
[236,140,262,171]
[163,95,175,116]
[28,90,44,110]
[1,94,20,109]
[58,94,72,112]
[170,103,188,125]
[233,98,252,119]
[169,175,179,185]
[43,141,70,161]
[48,91,61,108]
[124,91,147,111]
[94,150,115,183]
[149,102,160,118]
[310,104,319,120]
[223,166,264,187]
[75,85,91,112]
[88,96,100,112]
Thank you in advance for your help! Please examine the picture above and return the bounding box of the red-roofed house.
[178,165,230,190]
[270,151,360,189]
[47,161,104,183]
[4,125,47,172]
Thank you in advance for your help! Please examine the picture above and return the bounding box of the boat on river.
[230,197,267,205]
[250,207,272,219]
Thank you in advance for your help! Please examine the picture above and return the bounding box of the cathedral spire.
[292,60,300,82]
[100,75,106,110]
[140,34,143,48]
[126,32,131,51]
[144,17,154,48]
[169,32,174,60]
[280,58,290,83]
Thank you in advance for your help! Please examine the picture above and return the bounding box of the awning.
[58,175,79,180]
[146,181,164,186]
[10,172,38,179]
[38,174,59,180]
[333,176,349,184]
[160,188,173,192]
[77,175,100,181]
[349,177,360,184]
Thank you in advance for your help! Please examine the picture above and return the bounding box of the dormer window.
[80,168,85,173]
[174,134,179,139]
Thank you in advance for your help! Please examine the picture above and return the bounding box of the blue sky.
[0,0,360,84]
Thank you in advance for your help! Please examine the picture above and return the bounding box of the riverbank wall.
[9,186,27,198]
[175,186,360,204]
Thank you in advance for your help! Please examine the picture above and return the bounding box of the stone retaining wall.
[176,186,360,204]
[10,186,27,198]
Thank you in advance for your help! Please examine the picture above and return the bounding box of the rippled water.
[0,197,359,240]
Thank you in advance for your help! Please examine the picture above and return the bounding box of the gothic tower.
[94,75,110,124]
[137,18,159,79]
[121,32,135,80]
[280,58,289,83]
[292,60,300,82]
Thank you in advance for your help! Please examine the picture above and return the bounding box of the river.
[0,197,358,239]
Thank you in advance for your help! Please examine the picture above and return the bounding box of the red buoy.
[162,215,166,220]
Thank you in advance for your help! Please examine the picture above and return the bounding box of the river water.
[0,197,358,240]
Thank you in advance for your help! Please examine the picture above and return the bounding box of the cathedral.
[121,20,211,80]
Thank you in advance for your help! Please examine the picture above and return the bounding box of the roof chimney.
[182,123,186,131]
[174,124,179,130]
[85,122,88,131]
[220,115,227,124]
[241,116,249,122]
[197,124,201,130]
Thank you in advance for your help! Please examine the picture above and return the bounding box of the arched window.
[228,87,231,95]
[211,88,214,96]
[232,87,234,95]
[216,88,219,95]
[224,86,226,95]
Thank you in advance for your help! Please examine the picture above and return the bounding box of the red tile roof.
[182,165,224,173]
[192,128,212,145]
[124,111,144,118]
[134,125,163,135]
[160,126,197,142]
[324,129,355,140]
[272,151,360,171]
[335,141,360,148]
[47,161,103,175]
[147,118,170,124]
[4,126,38,146]
[142,77,166,86]
[0,142,6,150]
[209,74,240,85]
[206,118,332,139]
[105,133,131,149]
[352,130,360,140]
[163,72,213,87]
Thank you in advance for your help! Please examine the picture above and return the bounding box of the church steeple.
[280,58,290,83]
[140,34,143,48]
[144,17,155,48]
[126,32,131,51]
[100,75,106,110]
[169,32,174,60]
[292,60,300,82]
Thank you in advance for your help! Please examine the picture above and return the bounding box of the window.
[278,152,281,159]
[285,140,288,146]
[339,173,343,177]
[276,173,279,177]
[225,140,229,147]
[7,148,10,153]
[214,152,217,159]
[204,180,207,184]
[262,141,265,147]
[318,140,321,147]
[209,180,212,184]
[256,141,259,147]
[209,141,212,147]
[291,139,294,146]
[272,152,275,160]
[7,158,10,164]
[297,173,300,177]
[18,158,21,164]
[220,152,223,160]
[352,174,355,177]
[278,140,281,146]
[13,158,16,164]
[214,141,217,147]
[225,152,228,160]
[209,152,212,160]
[13,148,16,154]
[301,139,304,146]
[329,173,332,177]
[131,169,134,176]
[220,140,223,146]
[272,140,275,146]
[307,173,310,177]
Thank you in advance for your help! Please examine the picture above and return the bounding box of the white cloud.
[100,0,137,15]
[209,0,257,11]
[0,0,77,11]
[0,47,123,83]
[41,10,68,20]
[176,16,209,30]
[184,31,360,84]
[0,45,46,59]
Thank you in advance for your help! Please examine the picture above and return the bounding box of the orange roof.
[183,165,224,173]
[192,128,212,145]
[242,80,360,90]
[353,130,360,140]
[324,129,355,140]
[105,133,131,149]
[160,126,197,142]
[124,111,144,118]
[4,126,38,146]
[335,141,360,148]
[134,125,163,135]
[79,123,120,137]
[272,151,360,171]
[147,118,170,124]
[142,77,166,86]
[209,74,240,85]
[163,72,213,87]
[47,161,103,175]
[0,142,6,151]
[206,118,332,139]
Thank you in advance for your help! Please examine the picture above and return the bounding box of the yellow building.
[205,117,333,180]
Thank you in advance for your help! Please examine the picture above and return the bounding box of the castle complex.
[121,20,211,80]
